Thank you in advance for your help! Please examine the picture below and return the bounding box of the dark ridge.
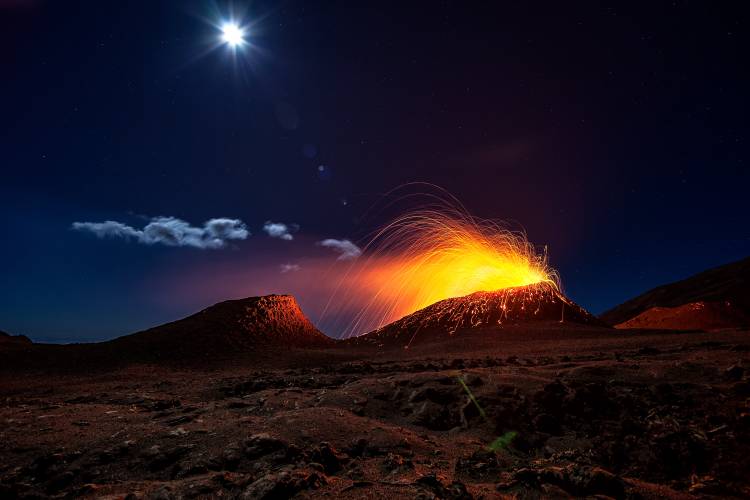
[600,256,750,326]
[0,330,32,345]
[111,294,333,355]
[0,295,333,372]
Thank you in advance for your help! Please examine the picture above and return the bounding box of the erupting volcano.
[351,282,602,348]
[325,186,569,339]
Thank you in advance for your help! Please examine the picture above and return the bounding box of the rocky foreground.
[1,327,749,499]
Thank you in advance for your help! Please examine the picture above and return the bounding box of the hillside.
[601,256,750,329]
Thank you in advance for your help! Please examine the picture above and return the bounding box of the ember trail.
[331,187,559,338]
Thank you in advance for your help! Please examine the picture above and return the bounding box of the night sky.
[2,1,748,342]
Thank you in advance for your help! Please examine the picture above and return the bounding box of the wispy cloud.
[71,220,141,239]
[279,263,301,273]
[72,216,250,249]
[317,238,362,260]
[262,221,295,241]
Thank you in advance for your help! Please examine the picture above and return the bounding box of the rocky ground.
[1,326,749,499]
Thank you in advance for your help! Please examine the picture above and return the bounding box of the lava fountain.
[324,185,560,338]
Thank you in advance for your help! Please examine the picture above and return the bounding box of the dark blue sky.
[2,1,748,341]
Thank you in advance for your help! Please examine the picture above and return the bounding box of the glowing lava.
[363,209,556,313]
[326,187,559,338]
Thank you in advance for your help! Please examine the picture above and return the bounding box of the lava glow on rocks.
[328,187,559,338]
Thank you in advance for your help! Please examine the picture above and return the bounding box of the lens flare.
[221,22,245,47]
[324,185,559,338]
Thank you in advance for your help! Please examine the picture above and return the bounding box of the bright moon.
[221,23,244,47]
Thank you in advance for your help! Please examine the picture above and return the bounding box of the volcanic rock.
[3,326,750,498]
[112,295,332,359]
[412,400,461,430]
[220,443,244,470]
[382,452,414,473]
[241,468,326,500]
[724,364,745,381]
[614,300,750,331]
[601,256,750,329]
[309,442,347,474]
[512,465,626,498]
[351,283,603,348]
[455,450,502,481]
[241,471,293,499]
[243,433,287,459]
[415,474,473,499]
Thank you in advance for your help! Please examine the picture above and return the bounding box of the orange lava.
[326,188,558,338]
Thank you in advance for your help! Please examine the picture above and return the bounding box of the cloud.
[317,238,362,260]
[262,221,295,240]
[279,263,301,273]
[72,216,249,249]
[71,220,141,239]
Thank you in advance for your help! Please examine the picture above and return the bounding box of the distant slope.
[108,294,333,359]
[349,283,604,348]
[0,295,333,370]
[0,330,32,347]
[615,301,750,331]
[601,256,750,328]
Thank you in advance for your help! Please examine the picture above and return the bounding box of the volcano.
[350,283,603,348]
[601,256,750,330]
[0,295,333,370]
[109,294,333,360]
